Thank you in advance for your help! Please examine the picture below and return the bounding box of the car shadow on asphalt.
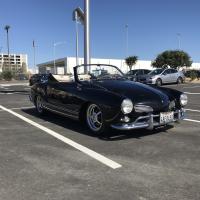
[22,108,174,141]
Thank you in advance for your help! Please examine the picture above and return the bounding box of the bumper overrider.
[111,109,185,130]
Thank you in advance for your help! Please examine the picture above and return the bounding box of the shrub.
[189,71,198,81]
[2,71,13,81]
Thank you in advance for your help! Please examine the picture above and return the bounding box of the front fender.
[79,88,124,122]
[153,86,183,108]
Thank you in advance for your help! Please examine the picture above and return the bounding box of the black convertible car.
[30,64,187,134]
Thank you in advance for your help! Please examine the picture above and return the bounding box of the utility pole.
[177,33,181,49]
[75,11,79,66]
[73,0,90,72]
[0,46,2,73]
[84,0,90,72]
[53,41,66,74]
[33,40,36,73]
[125,24,129,57]
[4,25,10,71]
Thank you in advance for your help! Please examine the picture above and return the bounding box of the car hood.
[94,80,170,111]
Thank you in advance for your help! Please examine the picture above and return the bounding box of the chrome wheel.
[86,104,103,132]
[36,96,43,113]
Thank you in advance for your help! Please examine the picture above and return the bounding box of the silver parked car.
[140,68,185,86]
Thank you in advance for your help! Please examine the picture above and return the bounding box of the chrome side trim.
[43,105,79,120]
[111,109,185,130]
[45,103,79,115]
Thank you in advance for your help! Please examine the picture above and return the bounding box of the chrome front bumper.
[111,109,185,130]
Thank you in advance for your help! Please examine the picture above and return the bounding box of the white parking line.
[184,92,200,95]
[185,109,200,113]
[0,106,34,112]
[183,85,200,89]
[184,118,200,123]
[0,105,122,169]
[162,84,187,88]
[0,83,29,86]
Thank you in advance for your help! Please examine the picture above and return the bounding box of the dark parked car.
[30,64,187,134]
[29,74,49,86]
[126,69,151,82]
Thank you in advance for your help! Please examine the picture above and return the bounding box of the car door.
[170,69,179,82]
[161,69,171,83]
[46,81,84,118]
[46,81,64,109]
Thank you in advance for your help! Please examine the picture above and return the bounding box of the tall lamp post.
[177,33,181,49]
[84,0,90,70]
[53,41,66,74]
[33,40,36,73]
[74,10,79,66]
[73,7,84,66]
[125,24,129,57]
[4,25,10,71]
[0,46,3,72]
[72,0,90,72]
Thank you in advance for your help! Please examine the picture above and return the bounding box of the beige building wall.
[0,54,28,73]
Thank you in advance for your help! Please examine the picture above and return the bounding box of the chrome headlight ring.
[180,94,188,106]
[121,99,133,114]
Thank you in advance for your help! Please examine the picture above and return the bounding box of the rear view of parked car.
[126,69,151,82]
[140,68,185,86]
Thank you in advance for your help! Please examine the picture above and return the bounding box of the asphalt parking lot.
[0,82,200,200]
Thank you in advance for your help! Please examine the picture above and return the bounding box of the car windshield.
[76,64,126,82]
[149,68,164,75]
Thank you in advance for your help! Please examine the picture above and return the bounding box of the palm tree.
[125,56,138,71]
[4,25,10,70]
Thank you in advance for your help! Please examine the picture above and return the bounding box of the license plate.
[160,112,174,124]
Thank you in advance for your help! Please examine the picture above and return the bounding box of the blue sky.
[0,0,200,68]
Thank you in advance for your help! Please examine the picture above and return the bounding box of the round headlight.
[121,99,133,114]
[180,94,188,106]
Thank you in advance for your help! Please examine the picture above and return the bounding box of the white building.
[37,57,153,75]
[37,57,200,75]
[0,53,28,73]
[191,63,200,70]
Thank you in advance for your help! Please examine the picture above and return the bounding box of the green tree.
[125,56,138,71]
[152,50,192,69]
[2,71,13,81]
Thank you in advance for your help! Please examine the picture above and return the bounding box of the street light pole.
[53,43,56,74]
[84,0,90,72]
[125,24,129,57]
[75,11,79,66]
[0,46,2,72]
[4,25,10,71]
[53,41,66,75]
[33,40,36,73]
[177,33,181,49]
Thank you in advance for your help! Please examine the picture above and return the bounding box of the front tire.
[86,103,107,134]
[177,77,183,84]
[156,78,162,86]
